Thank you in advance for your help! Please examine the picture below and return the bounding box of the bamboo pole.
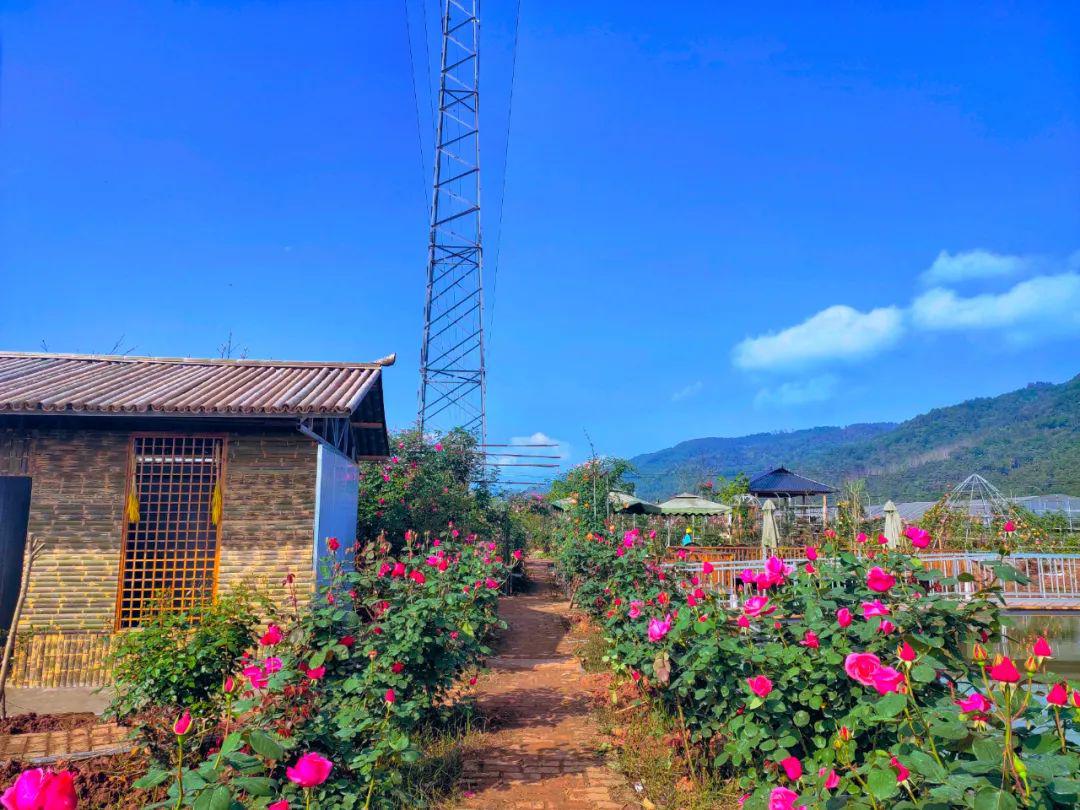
[0,533,43,718]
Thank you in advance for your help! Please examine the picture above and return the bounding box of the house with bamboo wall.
[0,351,394,688]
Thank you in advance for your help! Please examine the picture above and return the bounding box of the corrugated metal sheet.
[0,352,394,418]
[748,466,836,496]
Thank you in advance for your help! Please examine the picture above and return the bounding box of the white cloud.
[920,249,1029,285]
[754,375,838,408]
[732,305,905,371]
[671,380,704,402]
[911,272,1080,342]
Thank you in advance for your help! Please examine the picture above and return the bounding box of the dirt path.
[457,560,637,810]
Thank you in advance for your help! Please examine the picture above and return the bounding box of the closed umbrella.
[883,500,902,548]
[761,499,779,552]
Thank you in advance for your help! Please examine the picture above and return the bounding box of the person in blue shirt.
[681,526,694,546]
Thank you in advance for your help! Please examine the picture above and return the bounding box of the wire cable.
[402,0,432,213]
[485,0,522,349]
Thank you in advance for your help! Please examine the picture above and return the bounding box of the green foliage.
[107,590,264,719]
[628,375,1080,501]
[357,427,492,547]
[560,525,1080,808]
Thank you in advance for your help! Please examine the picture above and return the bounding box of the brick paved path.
[458,560,637,810]
[0,723,129,764]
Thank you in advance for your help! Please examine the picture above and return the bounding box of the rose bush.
[559,525,1080,808]
[132,530,509,809]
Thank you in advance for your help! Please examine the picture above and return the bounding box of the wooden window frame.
[114,433,228,630]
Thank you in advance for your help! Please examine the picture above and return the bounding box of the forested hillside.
[628,375,1080,502]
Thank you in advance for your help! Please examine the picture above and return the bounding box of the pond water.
[1002,612,1080,680]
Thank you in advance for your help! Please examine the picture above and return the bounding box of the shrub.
[562,526,1080,808]
[135,530,510,809]
[107,589,264,719]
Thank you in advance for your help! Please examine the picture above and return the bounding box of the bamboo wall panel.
[8,631,113,688]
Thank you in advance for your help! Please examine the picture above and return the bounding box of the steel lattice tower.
[418,0,486,440]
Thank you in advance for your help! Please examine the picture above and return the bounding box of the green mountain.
[627,374,1080,502]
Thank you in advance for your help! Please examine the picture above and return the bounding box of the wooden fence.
[7,631,113,688]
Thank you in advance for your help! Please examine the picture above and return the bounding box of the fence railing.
[661,553,1080,605]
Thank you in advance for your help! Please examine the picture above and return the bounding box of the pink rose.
[736,615,750,629]
[242,665,268,689]
[264,656,283,674]
[890,756,910,784]
[800,631,819,649]
[702,561,714,574]
[804,546,818,561]
[628,600,643,619]
[902,525,931,548]
[285,752,333,788]
[866,567,895,593]
[988,656,1021,683]
[856,532,868,544]
[819,768,840,790]
[878,620,896,635]
[2,768,77,810]
[385,688,396,704]
[172,709,192,736]
[1032,636,1052,659]
[871,666,905,695]
[836,607,853,628]
[747,675,773,698]
[1046,682,1068,707]
[779,756,802,781]
[956,691,993,713]
[269,802,290,810]
[647,614,673,642]
[260,624,284,646]
[768,786,806,810]
[742,595,774,617]
[898,642,916,662]
[861,600,890,619]
[304,666,326,681]
[844,652,882,686]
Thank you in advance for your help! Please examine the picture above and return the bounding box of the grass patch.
[403,702,486,807]
[575,623,742,809]
[575,625,611,673]
[596,702,742,809]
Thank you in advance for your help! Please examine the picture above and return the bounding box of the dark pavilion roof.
[748,466,836,496]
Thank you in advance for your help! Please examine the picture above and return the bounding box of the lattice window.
[116,435,225,629]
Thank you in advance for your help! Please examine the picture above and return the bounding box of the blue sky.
[2,1,1077,481]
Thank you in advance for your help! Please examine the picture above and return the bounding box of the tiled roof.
[0,352,395,418]
[748,466,836,496]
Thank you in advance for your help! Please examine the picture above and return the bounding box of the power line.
[486,0,522,348]
[401,0,431,213]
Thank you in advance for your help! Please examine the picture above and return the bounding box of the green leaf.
[132,769,171,789]
[911,663,936,683]
[905,750,946,782]
[876,692,906,718]
[231,777,274,797]
[193,785,232,810]
[972,738,1000,763]
[973,788,1018,810]
[867,768,899,800]
[247,730,285,761]
[793,710,810,727]
[308,648,328,669]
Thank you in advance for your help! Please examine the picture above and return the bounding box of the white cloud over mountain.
[732,304,905,371]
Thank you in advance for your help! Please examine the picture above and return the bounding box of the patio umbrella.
[761,499,779,552]
[883,500,902,548]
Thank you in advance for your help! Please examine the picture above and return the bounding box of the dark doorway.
[0,476,32,637]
